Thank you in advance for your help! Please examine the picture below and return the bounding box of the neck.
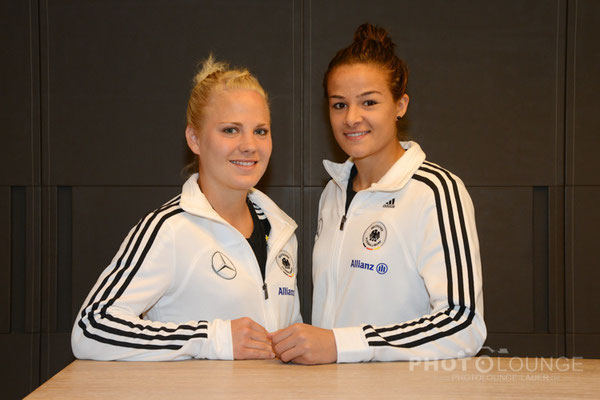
[197,176,253,237]
[352,141,405,191]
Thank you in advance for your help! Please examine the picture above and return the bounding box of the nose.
[344,104,362,126]
[239,131,257,153]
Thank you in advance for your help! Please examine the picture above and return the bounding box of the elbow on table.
[71,320,112,361]
[71,322,94,360]
[462,313,487,358]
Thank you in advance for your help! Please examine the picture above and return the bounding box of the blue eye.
[255,128,269,136]
[332,102,346,110]
[223,127,238,134]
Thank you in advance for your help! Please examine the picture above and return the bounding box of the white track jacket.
[72,174,301,361]
[312,141,486,362]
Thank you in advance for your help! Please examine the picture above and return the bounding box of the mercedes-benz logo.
[212,251,237,280]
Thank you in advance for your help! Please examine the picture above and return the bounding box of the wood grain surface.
[25,357,600,399]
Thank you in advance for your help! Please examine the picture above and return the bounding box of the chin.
[230,176,262,191]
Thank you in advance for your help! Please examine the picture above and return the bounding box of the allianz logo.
[349,259,389,275]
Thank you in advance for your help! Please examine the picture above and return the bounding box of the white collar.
[323,141,426,192]
[179,173,297,234]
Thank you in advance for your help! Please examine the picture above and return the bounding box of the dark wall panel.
[40,333,73,384]
[0,188,10,333]
[0,0,39,186]
[70,186,179,323]
[0,334,40,400]
[568,187,600,335]
[485,333,564,357]
[43,0,300,187]
[568,334,600,359]
[469,187,534,333]
[307,0,564,187]
[569,0,600,185]
[301,187,325,323]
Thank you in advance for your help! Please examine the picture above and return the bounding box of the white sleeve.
[334,164,486,362]
[71,202,233,361]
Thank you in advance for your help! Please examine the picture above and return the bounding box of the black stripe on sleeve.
[412,174,455,309]
[80,195,181,320]
[78,197,210,349]
[419,166,466,318]
[363,168,476,348]
[424,161,476,320]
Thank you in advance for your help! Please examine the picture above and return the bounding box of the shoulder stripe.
[80,195,181,320]
[424,162,476,319]
[411,174,454,309]
[77,197,209,349]
[81,195,181,319]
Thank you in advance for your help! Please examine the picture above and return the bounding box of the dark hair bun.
[352,23,395,53]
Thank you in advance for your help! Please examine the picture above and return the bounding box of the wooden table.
[26,357,600,399]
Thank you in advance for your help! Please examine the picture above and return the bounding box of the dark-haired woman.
[271,24,486,364]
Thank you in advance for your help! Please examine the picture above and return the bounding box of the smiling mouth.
[230,160,257,167]
[344,130,370,138]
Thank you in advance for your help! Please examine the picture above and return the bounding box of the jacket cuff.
[332,326,372,363]
[198,319,233,360]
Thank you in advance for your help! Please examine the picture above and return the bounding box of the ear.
[185,126,201,156]
[395,94,410,119]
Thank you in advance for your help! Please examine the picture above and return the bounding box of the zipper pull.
[262,282,268,300]
[339,215,347,231]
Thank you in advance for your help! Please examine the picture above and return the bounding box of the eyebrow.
[329,90,382,99]
[219,122,270,127]
[358,90,382,97]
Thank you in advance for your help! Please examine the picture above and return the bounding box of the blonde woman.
[72,56,301,361]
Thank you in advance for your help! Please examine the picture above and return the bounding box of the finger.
[270,325,296,344]
[238,347,275,360]
[247,328,271,344]
[272,335,299,358]
[243,337,273,351]
[279,345,305,363]
[244,318,269,334]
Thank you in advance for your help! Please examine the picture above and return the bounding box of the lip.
[343,130,370,140]
[230,160,258,168]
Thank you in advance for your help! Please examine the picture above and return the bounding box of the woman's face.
[186,88,272,194]
[327,63,408,162]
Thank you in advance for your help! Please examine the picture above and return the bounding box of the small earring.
[396,116,402,121]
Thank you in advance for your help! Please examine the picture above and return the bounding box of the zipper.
[339,215,347,230]
[262,282,268,300]
[323,192,353,327]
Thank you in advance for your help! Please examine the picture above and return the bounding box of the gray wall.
[2,0,598,398]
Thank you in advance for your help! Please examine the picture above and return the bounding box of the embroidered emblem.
[362,222,387,250]
[276,251,294,277]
